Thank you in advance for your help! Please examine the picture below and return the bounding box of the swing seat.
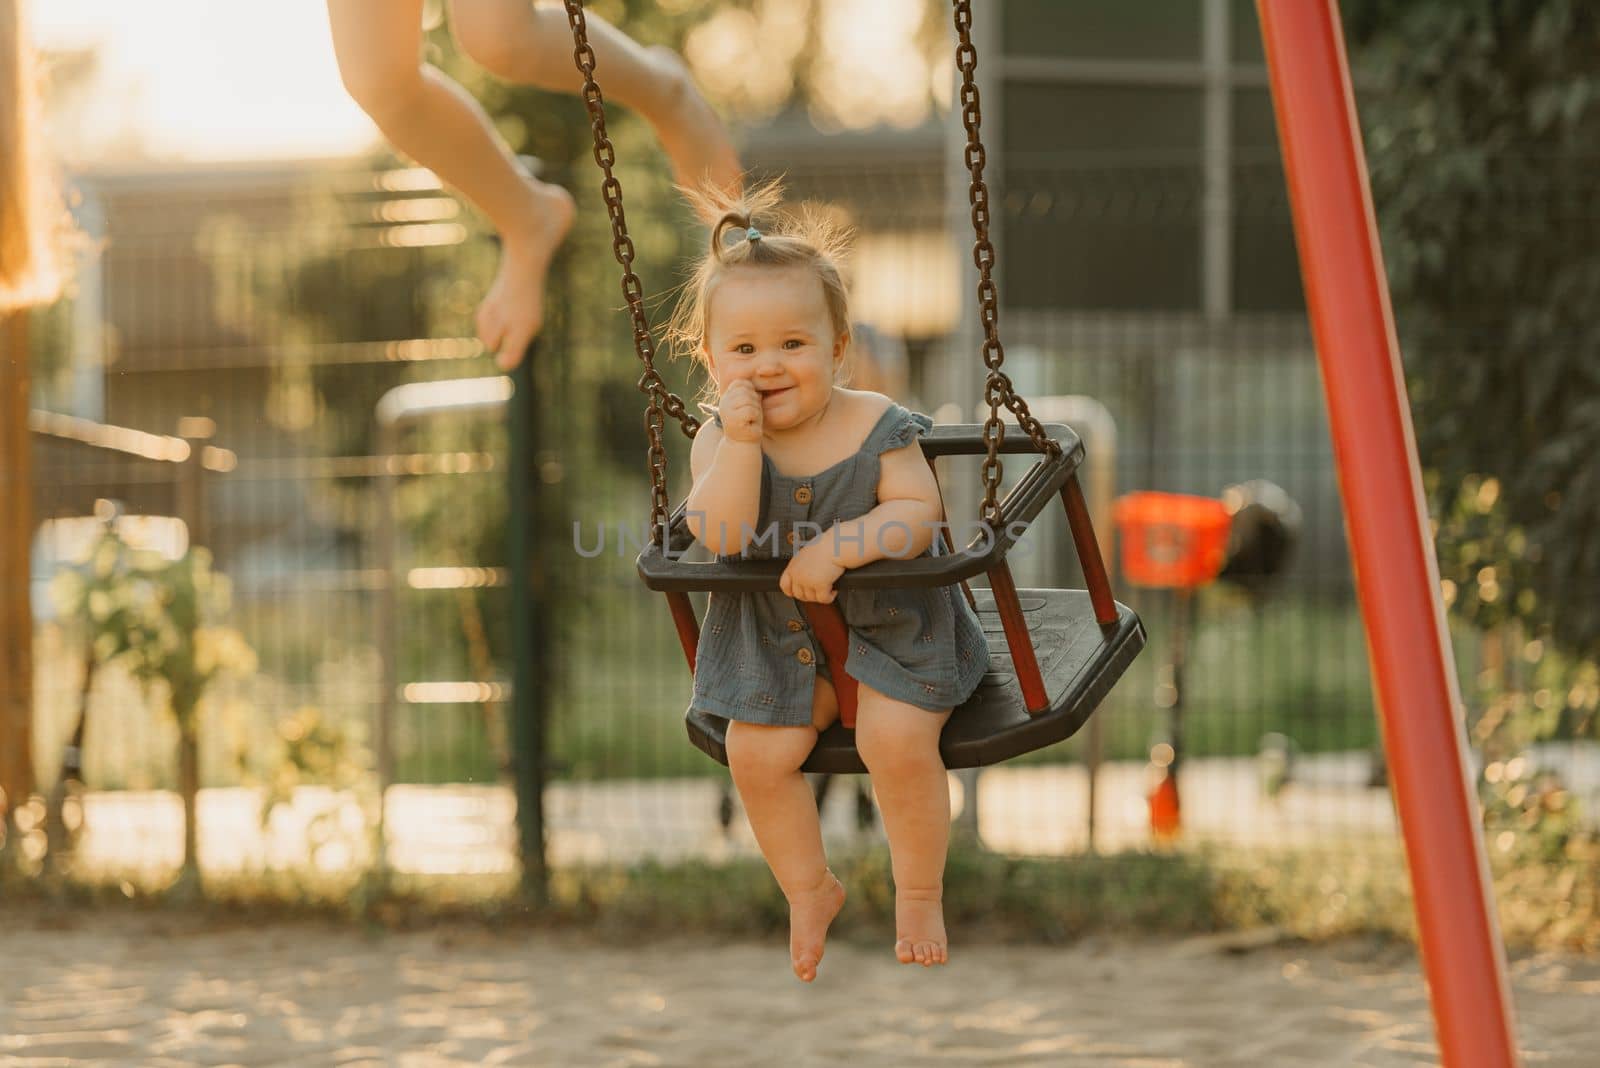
[688,588,1144,773]
[640,420,1146,772]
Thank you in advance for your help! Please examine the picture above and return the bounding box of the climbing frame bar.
[1256,3,1519,1064]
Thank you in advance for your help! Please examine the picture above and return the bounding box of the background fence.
[12,151,1593,893]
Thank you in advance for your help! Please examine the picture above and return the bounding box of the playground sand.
[0,908,1593,1066]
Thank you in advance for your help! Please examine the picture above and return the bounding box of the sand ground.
[1,908,1594,1067]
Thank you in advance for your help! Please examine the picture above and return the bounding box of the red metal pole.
[664,591,700,673]
[1256,3,1519,1064]
[987,561,1048,714]
[1061,476,1118,626]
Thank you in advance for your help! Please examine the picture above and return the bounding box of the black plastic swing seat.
[685,588,1145,774]
[648,417,1144,772]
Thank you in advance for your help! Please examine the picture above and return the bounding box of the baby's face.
[704,266,845,433]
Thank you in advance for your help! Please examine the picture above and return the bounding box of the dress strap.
[860,403,934,456]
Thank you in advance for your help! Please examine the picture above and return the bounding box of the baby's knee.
[726,722,814,783]
[856,718,941,778]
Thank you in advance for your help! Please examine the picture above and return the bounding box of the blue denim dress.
[690,402,989,728]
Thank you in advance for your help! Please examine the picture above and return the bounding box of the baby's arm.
[685,419,764,556]
[822,441,943,569]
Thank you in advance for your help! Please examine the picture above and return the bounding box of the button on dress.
[690,402,989,727]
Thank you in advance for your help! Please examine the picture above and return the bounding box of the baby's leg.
[855,684,953,967]
[448,0,741,198]
[326,0,574,370]
[724,680,843,982]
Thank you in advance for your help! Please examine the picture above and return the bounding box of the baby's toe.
[894,938,915,965]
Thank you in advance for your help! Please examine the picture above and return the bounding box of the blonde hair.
[1,0,63,311]
[669,179,854,400]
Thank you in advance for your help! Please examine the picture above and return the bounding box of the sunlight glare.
[812,0,930,130]
[33,1,378,163]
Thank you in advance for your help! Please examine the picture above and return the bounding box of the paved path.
[53,753,1400,878]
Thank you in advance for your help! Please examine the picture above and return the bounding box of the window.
[1002,0,1201,62]
[991,0,1303,317]
[1001,83,1203,311]
[1232,89,1303,313]
[1231,0,1267,63]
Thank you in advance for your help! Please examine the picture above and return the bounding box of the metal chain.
[564,0,698,542]
[952,0,1061,526]
[565,0,1056,533]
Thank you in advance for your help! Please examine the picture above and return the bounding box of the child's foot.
[787,869,846,983]
[644,46,742,202]
[483,179,577,371]
[894,887,948,967]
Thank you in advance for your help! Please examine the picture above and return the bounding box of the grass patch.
[3,847,1221,945]
[15,840,1595,953]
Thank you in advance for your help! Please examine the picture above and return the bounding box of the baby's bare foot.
[645,46,742,202]
[894,887,948,967]
[484,179,576,371]
[787,869,846,983]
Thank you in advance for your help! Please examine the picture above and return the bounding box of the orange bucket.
[1112,491,1233,589]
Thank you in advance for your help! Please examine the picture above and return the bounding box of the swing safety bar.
[639,421,1094,594]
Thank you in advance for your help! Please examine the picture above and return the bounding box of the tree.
[52,529,257,892]
[1349,0,1600,684]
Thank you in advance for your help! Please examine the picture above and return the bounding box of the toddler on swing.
[677,182,988,982]
[326,0,740,369]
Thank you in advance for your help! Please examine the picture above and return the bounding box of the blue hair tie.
[746,227,762,243]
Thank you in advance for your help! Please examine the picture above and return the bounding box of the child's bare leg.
[449,0,741,197]
[327,0,574,370]
[724,679,843,982]
[855,684,953,967]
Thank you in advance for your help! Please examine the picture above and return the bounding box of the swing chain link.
[952,0,1061,526]
[565,0,699,544]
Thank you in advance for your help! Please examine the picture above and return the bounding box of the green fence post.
[508,338,548,903]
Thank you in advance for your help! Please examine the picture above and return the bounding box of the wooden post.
[0,312,37,838]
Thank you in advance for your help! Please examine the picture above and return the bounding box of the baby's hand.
[718,379,763,444]
[781,539,846,604]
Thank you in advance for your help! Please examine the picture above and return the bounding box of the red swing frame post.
[1257,3,1519,1064]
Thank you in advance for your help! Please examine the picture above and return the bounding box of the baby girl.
[677,182,988,981]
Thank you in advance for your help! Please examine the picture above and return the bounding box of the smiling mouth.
[758,386,792,399]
